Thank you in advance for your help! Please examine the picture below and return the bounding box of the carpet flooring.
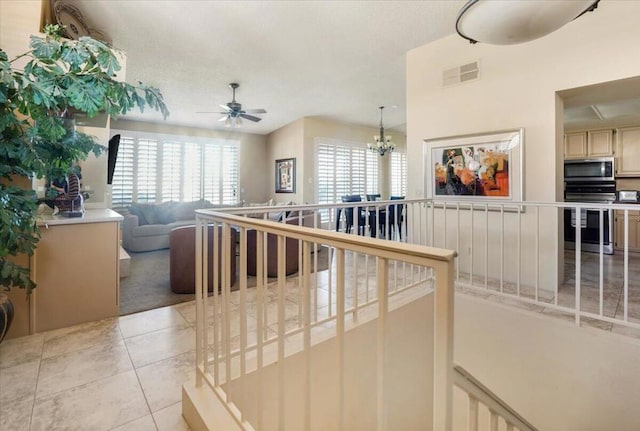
[119,249,191,316]
[119,246,331,316]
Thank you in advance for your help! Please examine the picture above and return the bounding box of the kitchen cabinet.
[564,129,613,159]
[615,126,640,176]
[614,210,640,252]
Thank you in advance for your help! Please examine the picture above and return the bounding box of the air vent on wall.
[443,61,480,87]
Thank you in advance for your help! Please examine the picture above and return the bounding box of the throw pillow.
[171,199,211,221]
[137,204,160,225]
[156,201,177,224]
[128,204,148,226]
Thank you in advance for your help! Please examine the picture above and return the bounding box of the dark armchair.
[247,217,300,277]
[169,225,237,294]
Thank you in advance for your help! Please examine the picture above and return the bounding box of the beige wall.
[0,0,41,60]
[77,124,111,208]
[455,294,640,430]
[302,117,406,203]
[111,119,269,205]
[407,2,640,203]
[266,116,407,204]
[228,294,434,430]
[407,2,640,286]
[266,118,304,203]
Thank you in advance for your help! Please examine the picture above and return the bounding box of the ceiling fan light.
[234,116,242,127]
[224,116,232,127]
[456,0,599,45]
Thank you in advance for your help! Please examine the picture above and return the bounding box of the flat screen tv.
[107,134,120,185]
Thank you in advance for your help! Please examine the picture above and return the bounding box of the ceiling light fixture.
[368,106,395,156]
[223,113,243,128]
[456,0,599,45]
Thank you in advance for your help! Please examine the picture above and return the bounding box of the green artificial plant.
[0,24,169,294]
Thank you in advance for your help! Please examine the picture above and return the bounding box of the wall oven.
[564,179,615,255]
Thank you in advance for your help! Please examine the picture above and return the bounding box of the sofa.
[121,200,233,252]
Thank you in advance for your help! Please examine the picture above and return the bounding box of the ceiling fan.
[198,83,266,127]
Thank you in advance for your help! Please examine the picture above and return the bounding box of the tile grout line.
[117,319,159,431]
[27,335,46,431]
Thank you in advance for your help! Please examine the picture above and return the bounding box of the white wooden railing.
[225,198,640,333]
[419,199,640,333]
[453,366,538,431]
[192,207,456,430]
[187,198,638,430]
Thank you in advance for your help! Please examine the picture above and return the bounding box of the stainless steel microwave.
[564,157,615,182]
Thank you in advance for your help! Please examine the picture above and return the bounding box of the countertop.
[37,208,123,226]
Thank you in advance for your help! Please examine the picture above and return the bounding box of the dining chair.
[340,194,366,235]
[388,196,405,240]
[366,194,384,237]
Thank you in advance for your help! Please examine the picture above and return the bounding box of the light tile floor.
[2,249,638,430]
[0,306,196,431]
[456,250,640,338]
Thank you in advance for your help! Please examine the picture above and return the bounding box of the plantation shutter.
[111,137,135,207]
[221,143,239,203]
[316,139,379,204]
[183,142,202,202]
[110,131,239,208]
[161,141,183,202]
[203,144,222,203]
[135,139,158,203]
[391,151,407,197]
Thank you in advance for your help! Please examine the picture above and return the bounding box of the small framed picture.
[275,157,296,193]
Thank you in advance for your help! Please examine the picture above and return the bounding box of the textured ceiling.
[562,76,640,130]
[68,0,467,135]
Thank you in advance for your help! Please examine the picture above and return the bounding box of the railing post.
[277,235,286,431]
[433,259,454,431]
[336,248,346,431]
[377,257,388,431]
[195,216,204,387]
[256,228,265,430]
[303,241,312,431]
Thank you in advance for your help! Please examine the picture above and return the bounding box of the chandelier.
[368,106,395,156]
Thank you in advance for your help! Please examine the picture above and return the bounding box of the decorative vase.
[0,293,15,344]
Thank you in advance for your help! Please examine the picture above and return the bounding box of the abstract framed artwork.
[425,129,524,202]
[275,157,296,193]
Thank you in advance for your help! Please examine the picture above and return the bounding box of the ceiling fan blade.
[218,115,229,122]
[239,113,262,122]
[219,104,232,111]
[196,111,227,114]
[244,109,267,114]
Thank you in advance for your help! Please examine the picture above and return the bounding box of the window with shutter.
[110,131,239,208]
[111,137,135,208]
[390,151,407,197]
[161,141,182,202]
[316,138,379,221]
[183,142,203,203]
[135,139,158,203]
